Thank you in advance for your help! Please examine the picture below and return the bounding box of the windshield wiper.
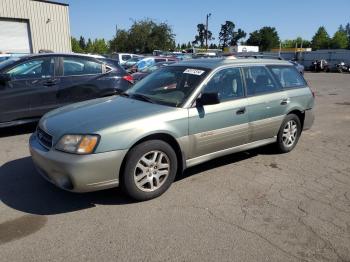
[119,91,130,97]
[130,93,155,104]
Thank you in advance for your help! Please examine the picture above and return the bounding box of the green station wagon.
[29,58,315,200]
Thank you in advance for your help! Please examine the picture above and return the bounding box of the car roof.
[13,53,106,59]
[174,57,292,70]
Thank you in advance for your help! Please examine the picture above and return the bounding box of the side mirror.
[197,92,220,106]
[0,73,11,84]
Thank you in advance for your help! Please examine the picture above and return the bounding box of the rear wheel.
[122,140,177,201]
[276,114,301,153]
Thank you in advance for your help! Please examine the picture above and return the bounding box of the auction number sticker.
[183,69,205,75]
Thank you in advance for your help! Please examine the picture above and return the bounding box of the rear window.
[268,65,306,88]
[121,55,131,61]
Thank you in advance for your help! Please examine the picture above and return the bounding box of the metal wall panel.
[0,0,71,53]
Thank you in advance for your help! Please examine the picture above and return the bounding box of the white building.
[0,0,71,53]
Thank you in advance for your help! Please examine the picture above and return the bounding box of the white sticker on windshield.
[183,68,205,75]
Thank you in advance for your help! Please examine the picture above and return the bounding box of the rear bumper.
[303,108,315,130]
[29,133,127,192]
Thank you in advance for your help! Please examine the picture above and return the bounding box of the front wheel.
[122,140,178,201]
[275,114,301,153]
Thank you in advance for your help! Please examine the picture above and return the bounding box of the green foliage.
[281,37,311,48]
[71,37,84,53]
[219,21,246,48]
[109,19,175,53]
[338,23,350,48]
[331,31,348,49]
[311,26,330,50]
[192,24,213,48]
[92,38,108,54]
[110,30,129,53]
[246,26,280,51]
[79,36,86,51]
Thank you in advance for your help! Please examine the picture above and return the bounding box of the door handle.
[43,80,57,86]
[236,107,246,115]
[281,98,290,105]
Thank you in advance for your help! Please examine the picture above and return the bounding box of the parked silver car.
[30,58,315,200]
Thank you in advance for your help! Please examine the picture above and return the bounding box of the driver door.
[188,67,249,159]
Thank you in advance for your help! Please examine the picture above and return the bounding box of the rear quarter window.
[63,57,102,76]
[268,65,307,88]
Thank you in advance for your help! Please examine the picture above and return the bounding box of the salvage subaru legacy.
[30,58,315,201]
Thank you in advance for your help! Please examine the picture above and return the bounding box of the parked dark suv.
[0,53,134,127]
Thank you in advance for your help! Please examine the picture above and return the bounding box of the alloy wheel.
[133,150,170,192]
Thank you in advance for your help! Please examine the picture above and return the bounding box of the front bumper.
[303,108,315,130]
[29,133,128,192]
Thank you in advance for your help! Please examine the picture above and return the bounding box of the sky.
[62,0,350,44]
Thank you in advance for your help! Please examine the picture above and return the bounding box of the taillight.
[123,75,134,84]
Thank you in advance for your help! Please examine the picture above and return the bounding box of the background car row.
[0,53,133,127]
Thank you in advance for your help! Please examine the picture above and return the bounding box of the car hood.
[39,96,175,141]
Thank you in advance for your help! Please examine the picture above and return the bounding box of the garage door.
[0,20,31,53]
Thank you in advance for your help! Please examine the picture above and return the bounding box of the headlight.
[56,134,100,154]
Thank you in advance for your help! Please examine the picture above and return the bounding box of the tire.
[122,140,178,201]
[275,114,302,153]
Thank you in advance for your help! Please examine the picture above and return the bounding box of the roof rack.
[235,54,284,60]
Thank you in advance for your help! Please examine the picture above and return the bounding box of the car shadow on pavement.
[0,157,133,215]
[0,123,37,138]
[177,150,258,182]
[0,146,278,215]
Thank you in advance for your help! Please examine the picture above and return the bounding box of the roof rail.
[235,54,284,60]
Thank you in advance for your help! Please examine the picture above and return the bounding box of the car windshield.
[125,66,210,107]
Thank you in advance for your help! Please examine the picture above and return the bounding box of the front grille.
[37,127,53,149]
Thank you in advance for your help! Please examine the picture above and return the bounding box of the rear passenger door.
[56,56,104,106]
[243,66,287,142]
[188,67,249,158]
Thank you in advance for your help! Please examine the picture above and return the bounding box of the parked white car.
[112,53,142,65]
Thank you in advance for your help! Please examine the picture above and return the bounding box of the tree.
[192,23,213,48]
[79,36,86,51]
[93,38,108,54]
[71,37,83,53]
[109,19,176,53]
[311,26,330,50]
[246,26,280,51]
[187,42,192,48]
[85,38,94,53]
[218,21,246,48]
[338,23,350,48]
[330,30,348,49]
[209,43,218,49]
[281,37,311,48]
[110,29,130,52]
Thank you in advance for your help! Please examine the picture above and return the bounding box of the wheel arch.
[287,109,305,129]
[119,133,185,181]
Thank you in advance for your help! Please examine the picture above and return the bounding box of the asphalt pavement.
[0,73,350,262]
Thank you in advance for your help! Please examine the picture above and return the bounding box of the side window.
[7,57,54,79]
[121,55,131,61]
[203,68,244,102]
[243,66,280,96]
[269,66,306,88]
[63,57,102,76]
[155,58,166,63]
